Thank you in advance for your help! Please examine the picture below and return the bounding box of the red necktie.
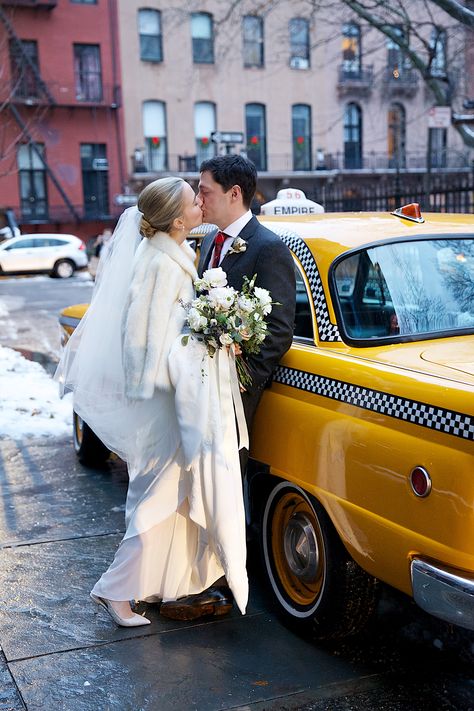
[211,231,226,268]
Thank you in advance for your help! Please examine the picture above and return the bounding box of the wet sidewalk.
[0,437,377,711]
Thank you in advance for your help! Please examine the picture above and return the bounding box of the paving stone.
[0,439,127,546]
[9,614,368,711]
[0,651,24,711]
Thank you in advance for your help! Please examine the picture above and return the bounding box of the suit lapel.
[198,230,218,277]
[220,216,259,273]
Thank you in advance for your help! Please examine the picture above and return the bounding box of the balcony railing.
[383,67,419,96]
[132,150,471,176]
[0,0,57,8]
[337,64,374,95]
[2,81,120,108]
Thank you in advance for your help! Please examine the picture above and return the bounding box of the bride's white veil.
[55,206,150,460]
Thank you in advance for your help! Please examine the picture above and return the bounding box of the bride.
[55,177,248,627]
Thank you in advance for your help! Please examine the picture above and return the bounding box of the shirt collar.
[222,210,253,239]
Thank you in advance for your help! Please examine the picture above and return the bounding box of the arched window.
[142,100,167,171]
[344,102,362,169]
[194,102,216,166]
[388,103,406,168]
[245,103,267,171]
[292,104,312,171]
[191,12,214,64]
[138,9,163,62]
[289,18,310,69]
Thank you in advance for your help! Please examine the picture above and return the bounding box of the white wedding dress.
[55,207,248,614]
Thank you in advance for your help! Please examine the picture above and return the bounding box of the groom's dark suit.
[197,215,296,430]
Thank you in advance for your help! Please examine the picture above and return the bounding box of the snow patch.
[0,346,72,439]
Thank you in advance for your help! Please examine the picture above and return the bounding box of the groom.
[159,154,296,622]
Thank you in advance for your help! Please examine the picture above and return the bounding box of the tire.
[73,410,110,466]
[52,259,75,279]
[261,480,379,640]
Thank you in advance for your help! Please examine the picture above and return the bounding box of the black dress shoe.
[159,586,234,621]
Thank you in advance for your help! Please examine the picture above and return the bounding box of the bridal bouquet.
[180,267,275,388]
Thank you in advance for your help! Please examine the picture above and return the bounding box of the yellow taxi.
[59,199,474,640]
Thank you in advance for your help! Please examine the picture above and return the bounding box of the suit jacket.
[197,216,296,399]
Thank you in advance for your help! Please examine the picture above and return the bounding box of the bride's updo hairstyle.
[137,177,185,238]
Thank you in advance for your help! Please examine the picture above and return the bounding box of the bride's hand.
[226,343,242,356]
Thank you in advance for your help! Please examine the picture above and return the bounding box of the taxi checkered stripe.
[274,366,474,441]
[270,227,341,342]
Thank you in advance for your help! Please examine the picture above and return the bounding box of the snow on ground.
[0,345,72,439]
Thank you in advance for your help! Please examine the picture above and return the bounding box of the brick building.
[0,0,125,240]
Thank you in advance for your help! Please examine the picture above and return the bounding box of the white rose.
[237,295,254,313]
[201,267,228,289]
[219,333,234,346]
[208,286,236,311]
[188,307,208,331]
[254,286,272,307]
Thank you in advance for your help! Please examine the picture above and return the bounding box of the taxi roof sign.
[260,188,324,216]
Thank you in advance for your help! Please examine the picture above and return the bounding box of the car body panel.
[0,233,88,274]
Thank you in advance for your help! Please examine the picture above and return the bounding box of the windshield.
[333,237,474,341]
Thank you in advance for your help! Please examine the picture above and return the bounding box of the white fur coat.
[122,232,198,399]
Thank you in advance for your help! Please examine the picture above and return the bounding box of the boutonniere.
[228,237,247,255]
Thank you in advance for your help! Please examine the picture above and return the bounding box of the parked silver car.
[0,233,88,278]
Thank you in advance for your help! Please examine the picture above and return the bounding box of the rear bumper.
[411,557,474,631]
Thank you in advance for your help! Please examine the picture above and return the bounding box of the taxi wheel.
[261,481,379,640]
[73,411,110,466]
[52,259,75,279]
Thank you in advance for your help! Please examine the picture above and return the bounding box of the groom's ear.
[230,184,243,203]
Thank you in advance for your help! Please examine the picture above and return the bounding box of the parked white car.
[0,234,88,278]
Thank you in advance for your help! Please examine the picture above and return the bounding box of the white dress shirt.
[208,210,253,268]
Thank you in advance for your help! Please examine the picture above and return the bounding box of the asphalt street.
[0,274,473,711]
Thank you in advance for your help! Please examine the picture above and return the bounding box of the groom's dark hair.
[200,155,257,209]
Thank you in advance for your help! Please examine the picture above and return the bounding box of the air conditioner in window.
[290,56,309,70]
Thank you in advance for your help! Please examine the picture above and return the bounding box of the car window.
[38,238,68,247]
[294,263,314,340]
[333,236,474,341]
[3,239,36,250]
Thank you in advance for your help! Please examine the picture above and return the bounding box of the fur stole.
[122,233,198,399]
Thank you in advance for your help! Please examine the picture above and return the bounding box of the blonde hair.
[137,177,185,238]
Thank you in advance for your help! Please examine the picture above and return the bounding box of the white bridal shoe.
[90,593,151,627]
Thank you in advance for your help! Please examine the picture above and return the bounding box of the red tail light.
[79,241,86,251]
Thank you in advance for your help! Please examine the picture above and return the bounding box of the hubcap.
[271,491,324,606]
[57,261,74,278]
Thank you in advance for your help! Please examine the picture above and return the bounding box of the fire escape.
[0,1,80,222]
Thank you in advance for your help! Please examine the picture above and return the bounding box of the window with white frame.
[194,102,216,167]
[429,27,447,77]
[242,16,264,67]
[191,12,214,64]
[138,9,163,62]
[289,18,310,69]
[142,100,168,171]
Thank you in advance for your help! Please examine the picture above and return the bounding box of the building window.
[386,26,409,77]
[74,44,102,101]
[10,40,40,99]
[143,100,168,171]
[17,143,48,220]
[194,102,216,167]
[344,102,362,169]
[242,16,264,67]
[289,18,310,69]
[292,104,311,171]
[191,12,214,64]
[430,28,447,77]
[81,144,109,218]
[388,103,406,168]
[70,0,97,4]
[429,127,447,168]
[138,9,163,62]
[342,23,360,77]
[245,103,267,171]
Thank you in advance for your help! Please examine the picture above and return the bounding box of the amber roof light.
[391,203,425,224]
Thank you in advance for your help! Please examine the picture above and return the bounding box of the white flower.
[228,237,247,255]
[238,326,252,341]
[207,286,236,311]
[237,295,254,313]
[253,286,272,315]
[188,307,208,331]
[219,333,234,346]
[195,267,228,291]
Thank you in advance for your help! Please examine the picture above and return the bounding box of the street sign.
[115,194,138,206]
[211,131,244,144]
[428,106,451,129]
